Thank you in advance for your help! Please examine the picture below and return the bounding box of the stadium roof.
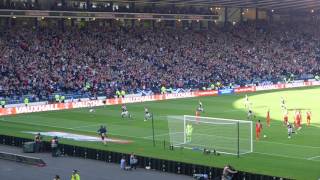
[112,0,320,12]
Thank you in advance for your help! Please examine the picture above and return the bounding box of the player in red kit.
[294,110,302,130]
[283,111,288,126]
[266,109,270,127]
[306,111,311,127]
[297,111,302,130]
[256,120,263,141]
[294,111,298,128]
[195,110,200,122]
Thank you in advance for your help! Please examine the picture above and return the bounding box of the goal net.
[167,115,253,156]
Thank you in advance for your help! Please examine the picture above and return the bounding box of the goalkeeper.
[186,124,193,143]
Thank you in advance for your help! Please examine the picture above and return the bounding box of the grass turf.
[0,86,319,179]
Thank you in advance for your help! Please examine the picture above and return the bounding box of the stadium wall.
[0,80,319,116]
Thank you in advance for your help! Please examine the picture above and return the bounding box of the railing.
[0,134,291,180]
[0,9,218,21]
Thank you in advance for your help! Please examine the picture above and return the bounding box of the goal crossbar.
[184,115,252,123]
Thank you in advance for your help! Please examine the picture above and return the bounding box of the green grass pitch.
[0,86,319,179]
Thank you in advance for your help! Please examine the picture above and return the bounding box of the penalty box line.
[143,132,183,139]
[71,123,103,130]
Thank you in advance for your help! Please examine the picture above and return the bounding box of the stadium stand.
[0,20,319,103]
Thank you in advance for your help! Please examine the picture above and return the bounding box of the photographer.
[222,164,237,180]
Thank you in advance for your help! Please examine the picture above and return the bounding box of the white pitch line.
[256,140,320,149]
[71,123,103,130]
[307,155,320,160]
[253,152,320,161]
[1,118,320,151]
[253,152,305,160]
[143,132,182,139]
[0,119,145,139]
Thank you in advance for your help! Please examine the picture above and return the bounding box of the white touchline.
[307,156,320,160]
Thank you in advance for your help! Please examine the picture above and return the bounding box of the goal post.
[167,115,253,156]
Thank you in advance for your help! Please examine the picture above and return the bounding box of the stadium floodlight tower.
[167,115,253,156]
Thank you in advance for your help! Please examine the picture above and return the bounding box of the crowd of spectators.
[0,20,319,102]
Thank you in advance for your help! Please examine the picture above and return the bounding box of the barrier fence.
[0,135,291,180]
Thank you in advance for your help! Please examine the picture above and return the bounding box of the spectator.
[53,175,60,180]
[34,132,42,152]
[120,156,126,170]
[51,136,59,157]
[71,169,80,180]
[129,153,138,169]
[222,164,237,180]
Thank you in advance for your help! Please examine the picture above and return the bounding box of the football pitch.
[0,87,320,179]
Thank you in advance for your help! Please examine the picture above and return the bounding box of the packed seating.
[0,20,319,102]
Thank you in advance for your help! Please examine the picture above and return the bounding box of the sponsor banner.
[195,90,218,96]
[218,88,234,95]
[0,107,15,116]
[24,131,132,144]
[285,81,312,89]
[164,92,194,99]
[234,86,256,93]
[255,80,320,91]
[15,104,61,114]
[256,83,286,91]
[312,80,320,85]
[71,100,105,108]
[112,95,160,104]
[1,81,320,116]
